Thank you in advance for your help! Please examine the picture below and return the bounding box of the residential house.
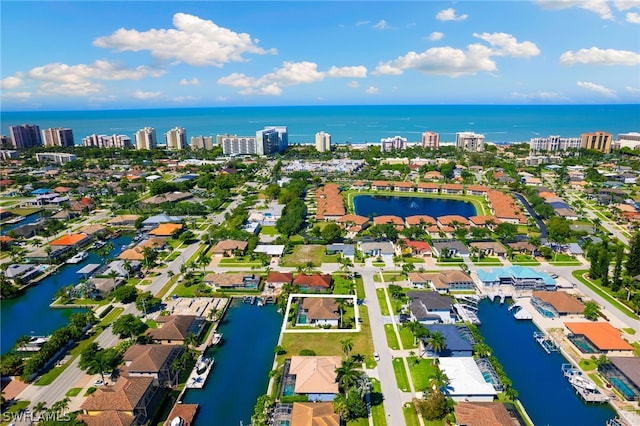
[393,181,414,192]
[202,273,260,290]
[143,191,193,204]
[531,291,584,317]
[265,272,294,290]
[466,185,490,196]
[122,344,183,387]
[359,241,395,257]
[336,214,370,234]
[565,322,634,355]
[4,264,43,284]
[254,244,286,258]
[405,215,435,229]
[402,240,432,257]
[149,223,183,237]
[164,404,199,426]
[477,266,556,291]
[423,171,443,181]
[416,182,439,193]
[406,291,454,324]
[298,298,340,327]
[290,402,339,426]
[287,356,342,401]
[107,215,141,227]
[315,184,345,220]
[351,181,368,191]
[409,270,475,293]
[325,243,355,261]
[373,215,404,230]
[211,240,248,257]
[141,214,184,231]
[80,224,107,237]
[453,402,514,425]
[147,315,206,345]
[441,183,464,195]
[78,376,160,425]
[437,215,469,228]
[598,357,640,401]
[431,240,470,258]
[469,215,501,229]
[469,241,508,258]
[293,274,332,292]
[371,181,391,191]
[424,324,474,357]
[438,357,498,402]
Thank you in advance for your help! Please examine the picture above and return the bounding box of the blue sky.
[1,1,639,110]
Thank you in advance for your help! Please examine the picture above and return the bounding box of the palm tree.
[336,298,349,329]
[107,270,119,292]
[122,260,132,279]
[50,397,70,414]
[332,394,349,422]
[427,331,446,358]
[429,366,450,393]
[340,338,354,360]
[335,359,361,395]
[32,401,47,417]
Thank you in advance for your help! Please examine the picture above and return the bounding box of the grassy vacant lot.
[281,244,325,267]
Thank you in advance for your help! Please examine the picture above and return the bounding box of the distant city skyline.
[1,1,639,111]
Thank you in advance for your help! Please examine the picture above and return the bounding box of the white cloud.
[626,86,640,94]
[170,95,199,102]
[348,81,360,89]
[365,86,379,94]
[560,47,640,65]
[327,66,367,78]
[39,81,104,96]
[0,76,23,90]
[93,12,277,67]
[536,0,614,20]
[132,90,163,99]
[473,32,540,57]
[614,0,640,11]
[1,91,32,100]
[218,61,367,95]
[577,81,617,97]
[429,32,444,41]
[179,78,201,86]
[356,20,371,26]
[436,8,468,21]
[373,20,389,29]
[627,11,640,22]
[510,91,568,101]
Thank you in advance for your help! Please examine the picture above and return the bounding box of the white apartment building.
[82,134,132,149]
[42,128,74,148]
[315,131,331,152]
[220,134,258,156]
[135,127,157,150]
[529,135,581,153]
[456,131,485,152]
[613,132,640,150]
[421,131,439,149]
[165,127,186,150]
[380,136,407,152]
[191,136,214,151]
[35,152,77,164]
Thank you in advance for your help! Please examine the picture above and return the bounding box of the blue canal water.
[1,213,45,235]
[353,195,477,220]
[477,300,616,426]
[0,234,133,353]
[183,300,282,425]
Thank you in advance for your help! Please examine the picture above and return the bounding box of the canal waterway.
[477,299,616,426]
[183,300,282,425]
[0,234,133,353]
[1,212,45,235]
[353,195,477,220]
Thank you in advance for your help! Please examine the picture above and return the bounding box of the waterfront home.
[336,214,370,234]
[477,266,556,291]
[431,240,470,258]
[287,356,342,400]
[371,180,391,191]
[141,214,184,231]
[103,260,141,278]
[122,344,183,387]
[406,291,455,324]
[107,214,141,228]
[149,223,184,237]
[416,182,439,193]
[265,272,294,290]
[325,243,355,261]
[119,247,146,261]
[211,239,248,257]
[11,223,43,239]
[25,246,67,263]
[351,180,368,191]
[290,402,339,426]
[413,270,475,293]
[438,357,498,402]
[87,277,124,297]
[293,274,332,293]
[598,357,640,401]
[469,241,508,258]
[164,404,199,426]
[373,215,404,230]
[393,181,415,192]
[453,402,515,425]
[80,224,107,237]
[51,209,78,221]
[70,196,96,213]
[440,183,464,195]
[407,272,432,289]
[423,324,474,357]
[50,232,92,249]
[298,298,340,327]
[531,291,585,317]
[78,376,159,425]
[358,241,395,257]
[402,240,432,257]
[486,190,526,224]
[147,315,207,345]
[202,273,260,290]
[437,215,469,229]
[465,185,490,196]
[4,263,42,284]
[469,215,501,229]
[405,215,436,229]
[564,322,634,355]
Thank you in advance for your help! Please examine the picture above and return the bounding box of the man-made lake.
[0,234,132,352]
[183,300,282,425]
[353,195,477,219]
[477,300,616,425]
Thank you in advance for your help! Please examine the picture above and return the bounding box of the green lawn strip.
[157,275,180,299]
[408,357,436,392]
[511,261,540,266]
[392,358,411,392]
[403,404,421,426]
[66,387,82,397]
[403,257,425,264]
[369,378,387,426]
[571,270,639,320]
[623,327,636,335]
[322,254,341,263]
[384,324,400,350]
[2,400,30,420]
[376,288,390,316]
[381,272,407,282]
[99,307,124,326]
[355,277,365,300]
[398,327,418,350]
[548,261,582,266]
[372,261,385,267]
[424,420,446,426]
[346,418,368,426]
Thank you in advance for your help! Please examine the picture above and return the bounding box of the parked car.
[373,353,380,362]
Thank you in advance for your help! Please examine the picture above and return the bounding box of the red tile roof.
[565,322,634,351]
[293,274,332,289]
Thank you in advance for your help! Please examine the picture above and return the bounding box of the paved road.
[513,193,548,238]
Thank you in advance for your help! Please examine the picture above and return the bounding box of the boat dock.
[509,302,533,320]
[534,331,559,353]
[185,355,215,389]
[561,364,609,403]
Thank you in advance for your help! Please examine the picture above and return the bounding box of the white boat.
[211,332,223,345]
[66,251,88,264]
[92,241,106,250]
[3,216,25,224]
[196,356,213,374]
[570,375,597,391]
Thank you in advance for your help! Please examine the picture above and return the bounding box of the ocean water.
[1,104,639,145]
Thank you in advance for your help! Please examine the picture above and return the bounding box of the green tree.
[111,285,138,303]
[112,314,148,339]
[427,331,446,358]
[612,244,625,291]
[583,301,601,321]
[335,359,361,396]
[320,223,342,243]
[626,232,640,277]
[340,338,354,360]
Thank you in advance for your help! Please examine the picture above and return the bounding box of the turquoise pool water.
[610,377,636,400]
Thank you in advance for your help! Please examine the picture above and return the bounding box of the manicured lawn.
[381,272,407,282]
[372,261,385,267]
[66,387,82,397]
[322,253,341,263]
[99,307,124,326]
[281,244,326,267]
[369,378,387,426]
[403,257,425,264]
[623,327,636,335]
[572,270,639,320]
[260,225,278,235]
[384,324,400,349]
[3,400,30,418]
[157,275,180,300]
[377,288,390,316]
[472,258,503,266]
[333,275,356,295]
[392,358,411,392]
[217,258,263,267]
[398,327,418,350]
[403,404,421,426]
[579,358,597,371]
[12,207,42,216]
[407,357,436,392]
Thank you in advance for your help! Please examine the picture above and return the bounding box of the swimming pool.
[568,335,598,354]
[283,383,295,396]
[610,377,637,400]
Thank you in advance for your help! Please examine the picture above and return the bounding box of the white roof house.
[438,357,498,402]
[254,245,285,257]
